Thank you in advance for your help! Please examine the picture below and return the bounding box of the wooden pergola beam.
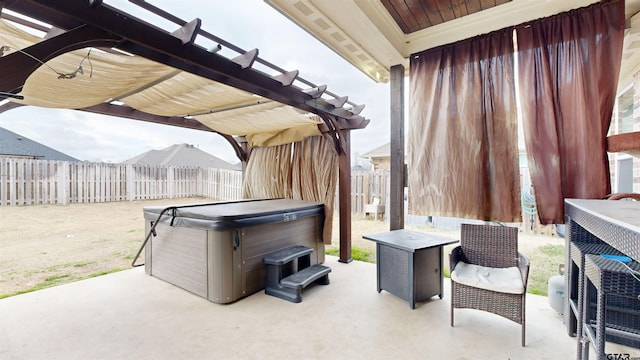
[0,25,120,94]
[390,64,405,230]
[2,0,366,125]
[337,129,352,263]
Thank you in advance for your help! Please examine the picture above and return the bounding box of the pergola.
[0,0,370,262]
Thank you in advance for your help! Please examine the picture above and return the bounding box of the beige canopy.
[0,19,321,147]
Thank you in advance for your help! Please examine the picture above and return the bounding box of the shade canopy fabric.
[0,19,321,147]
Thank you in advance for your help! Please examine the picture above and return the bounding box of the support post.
[236,136,250,174]
[338,130,352,263]
[390,64,405,230]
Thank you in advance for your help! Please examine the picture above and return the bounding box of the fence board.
[0,159,245,206]
[352,171,388,214]
[0,159,549,234]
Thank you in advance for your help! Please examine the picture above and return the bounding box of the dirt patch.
[0,198,206,296]
[0,199,565,297]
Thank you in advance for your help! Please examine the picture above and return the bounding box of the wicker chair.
[450,223,530,347]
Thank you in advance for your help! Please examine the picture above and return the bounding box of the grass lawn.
[328,216,565,297]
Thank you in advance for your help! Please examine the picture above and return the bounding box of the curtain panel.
[408,28,521,222]
[292,136,339,244]
[516,0,625,224]
[242,144,292,199]
[242,136,338,244]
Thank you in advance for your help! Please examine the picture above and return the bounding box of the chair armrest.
[517,252,530,288]
[450,245,464,273]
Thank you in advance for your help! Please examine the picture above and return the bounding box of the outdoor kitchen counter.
[565,199,640,263]
[564,198,640,340]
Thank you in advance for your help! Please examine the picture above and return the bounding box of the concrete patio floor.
[0,255,636,359]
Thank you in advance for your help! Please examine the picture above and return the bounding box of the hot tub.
[142,199,325,303]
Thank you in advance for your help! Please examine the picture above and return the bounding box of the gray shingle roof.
[0,127,79,161]
[124,143,237,170]
[361,142,389,159]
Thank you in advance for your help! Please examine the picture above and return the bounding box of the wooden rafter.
[0,0,367,126]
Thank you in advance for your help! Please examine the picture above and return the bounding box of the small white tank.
[548,274,565,314]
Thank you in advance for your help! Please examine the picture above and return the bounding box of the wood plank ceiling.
[381,0,512,34]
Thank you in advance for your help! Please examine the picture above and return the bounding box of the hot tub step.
[263,245,330,303]
[281,264,331,289]
[263,245,313,265]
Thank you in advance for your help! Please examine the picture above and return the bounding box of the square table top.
[363,229,458,253]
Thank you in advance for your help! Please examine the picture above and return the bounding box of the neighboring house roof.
[361,143,389,159]
[0,127,79,161]
[124,143,237,170]
[351,164,369,172]
[231,162,243,171]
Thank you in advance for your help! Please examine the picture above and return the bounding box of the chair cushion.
[451,261,525,294]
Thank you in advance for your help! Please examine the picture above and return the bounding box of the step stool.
[263,245,331,303]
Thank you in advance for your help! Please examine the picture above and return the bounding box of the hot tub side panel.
[144,223,209,298]
[143,200,325,304]
[207,229,239,304]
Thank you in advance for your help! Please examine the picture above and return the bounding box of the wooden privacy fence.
[0,158,243,206]
[1,158,385,212]
[351,169,555,235]
[0,159,554,234]
[351,171,388,214]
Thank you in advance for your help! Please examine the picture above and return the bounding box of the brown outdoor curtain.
[291,136,338,244]
[408,28,521,222]
[516,0,625,224]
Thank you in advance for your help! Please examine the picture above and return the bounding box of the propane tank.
[548,272,565,315]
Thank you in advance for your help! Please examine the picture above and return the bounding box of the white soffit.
[266,0,401,83]
[267,0,637,83]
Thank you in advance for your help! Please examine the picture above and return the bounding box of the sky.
[0,0,391,165]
